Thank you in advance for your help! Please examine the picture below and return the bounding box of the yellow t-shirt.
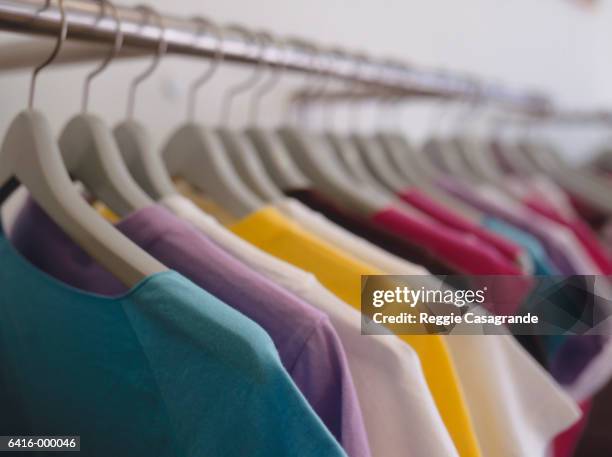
[92,201,120,224]
[231,207,481,457]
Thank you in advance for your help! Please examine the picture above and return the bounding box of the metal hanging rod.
[0,0,551,113]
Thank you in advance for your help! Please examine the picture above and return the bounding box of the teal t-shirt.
[482,217,575,357]
[0,231,346,457]
[482,217,559,275]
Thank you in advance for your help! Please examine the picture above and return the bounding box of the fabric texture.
[230,205,482,457]
[163,194,460,457]
[10,199,365,457]
[0,229,346,457]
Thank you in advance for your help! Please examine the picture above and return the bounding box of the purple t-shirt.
[10,199,369,457]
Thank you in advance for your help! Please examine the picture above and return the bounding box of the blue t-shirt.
[482,217,559,275]
[0,230,346,457]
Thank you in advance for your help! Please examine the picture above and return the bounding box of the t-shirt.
[163,194,460,457]
[399,187,528,269]
[10,199,365,457]
[230,206,482,457]
[446,335,580,457]
[274,198,429,275]
[0,226,346,457]
[285,188,462,275]
[483,217,559,275]
[372,206,524,276]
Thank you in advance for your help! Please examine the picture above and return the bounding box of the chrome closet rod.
[0,0,550,113]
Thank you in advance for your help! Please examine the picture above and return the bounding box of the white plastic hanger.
[0,0,165,286]
[215,28,283,202]
[278,45,388,215]
[58,1,152,217]
[520,140,612,214]
[243,34,310,191]
[161,19,262,217]
[425,95,478,180]
[114,5,177,201]
[311,51,396,194]
[338,55,410,193]
[375,98,483,222]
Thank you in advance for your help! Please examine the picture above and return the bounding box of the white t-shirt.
[446,335,580,457]
[162,194,460,457]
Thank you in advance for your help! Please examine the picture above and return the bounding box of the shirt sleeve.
[289,316,371,457]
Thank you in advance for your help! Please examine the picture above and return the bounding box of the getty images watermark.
[360,275,612,335]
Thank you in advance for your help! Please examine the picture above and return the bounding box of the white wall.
[1,0,612,162]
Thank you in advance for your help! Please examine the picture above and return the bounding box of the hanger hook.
[347,52,371,133]
[316,47,348,131]
[218,26,268,126]
[293,42,333,129]
[29,0,68,109]
[427,70,459,137]
[186,16,224,122]
[374,59,403,132]
[247,32,285,125]
[126,5,167,120]
[81,0,123,113]
[450,77,482,136]
[282,38,320,127]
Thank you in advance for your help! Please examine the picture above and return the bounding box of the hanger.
[519,139,612,213]
[427,92,480,180]
[441,82,498,183]
[392,97,447,181]
[112,5,175,201]
[483,115,535,177]
[373,89,484,222]
[341,54,410,193]
[58,0,152,217]
[304,50,387,192]
[0,0,166,286]
[277,43,386,215]
[215,27,283,202]
[244,33,311,190]
[314,63,395,197]
[454,106,508,183]
[161,19,262,217]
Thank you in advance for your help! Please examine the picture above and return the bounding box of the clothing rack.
[0,0,552,114]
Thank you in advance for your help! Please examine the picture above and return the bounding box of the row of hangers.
[2,0,610,292]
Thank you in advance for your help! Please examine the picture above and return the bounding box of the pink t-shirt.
[372,206,531,315]
[399,188,524,267]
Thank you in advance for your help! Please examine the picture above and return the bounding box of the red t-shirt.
[399,188,524,267]
[372,206,531,315]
